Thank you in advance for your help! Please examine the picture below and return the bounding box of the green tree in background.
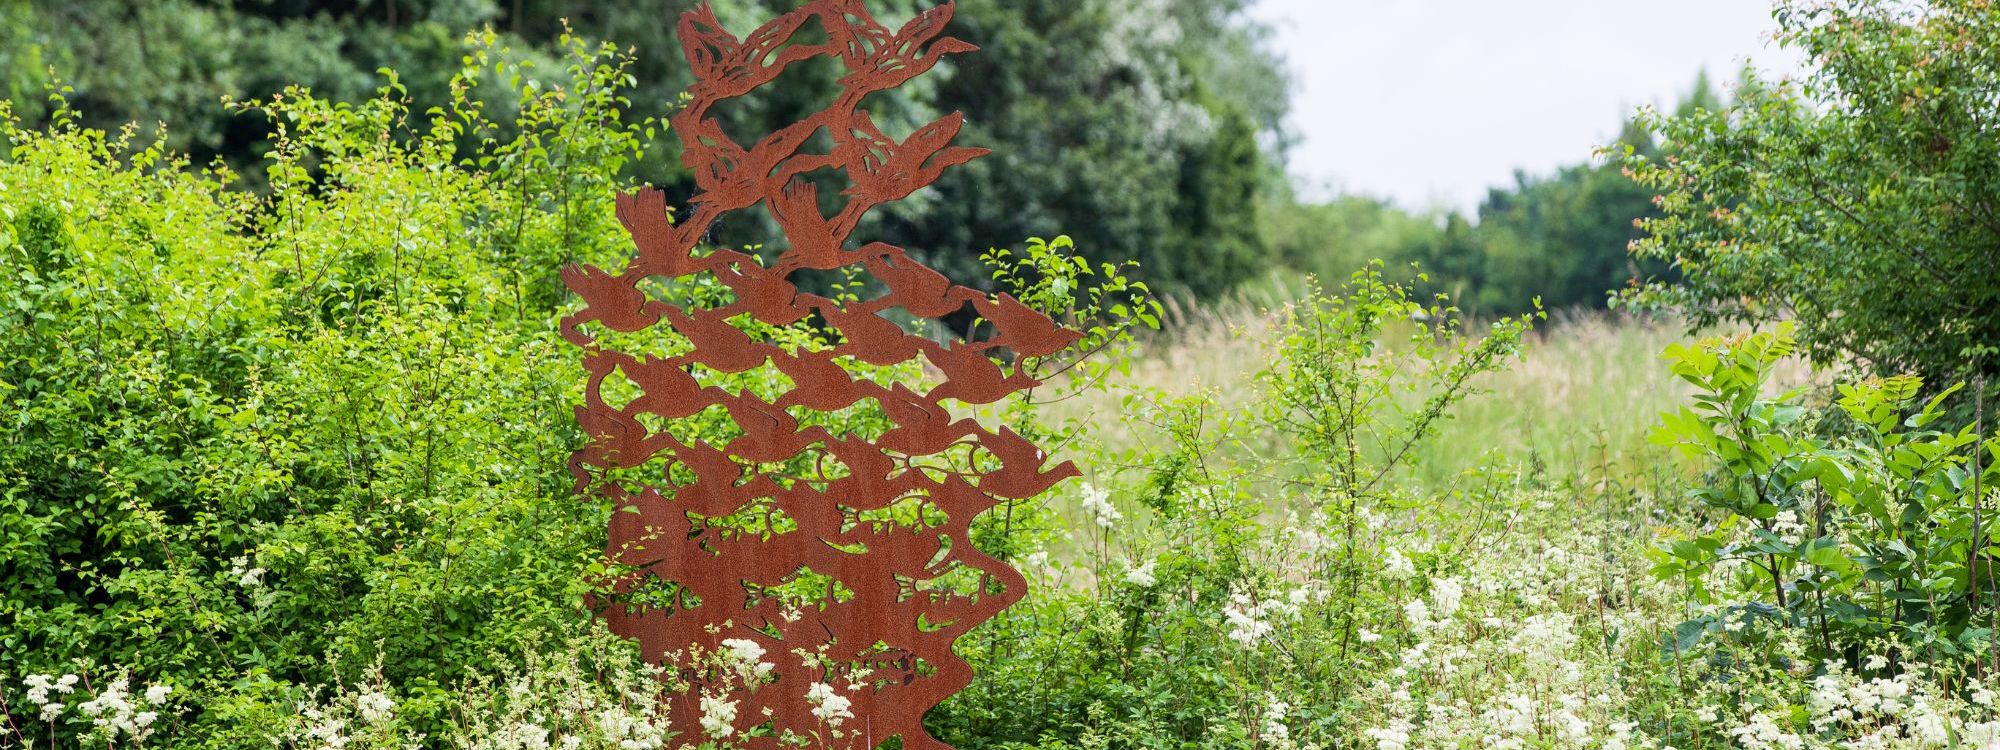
[1264,74,1720,316]
[1,0,1287,299]
[888,0,1282,296]
[1626,0,2000,386]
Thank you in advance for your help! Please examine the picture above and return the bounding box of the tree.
[1624,0,2000,386]
[1,0,1290,299]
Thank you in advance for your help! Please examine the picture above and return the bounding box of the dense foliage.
[0,0,1728,314]
[932,265,1543,747]
[1651,324,2000,661]
[1625,0,2000,386]
[0,35,656,745]
[8,2,2000,750]
[0,0,1284,299]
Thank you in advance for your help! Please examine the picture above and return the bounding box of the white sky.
[1247,0,1800,212]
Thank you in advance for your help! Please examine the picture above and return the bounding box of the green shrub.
[0,25,1167,748]
[1649,324,2000,662]
[0,31,654,747]
[1623,0,2000,387]
[932,266,1539,749]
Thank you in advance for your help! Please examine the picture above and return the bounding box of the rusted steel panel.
[560,3,1077,748]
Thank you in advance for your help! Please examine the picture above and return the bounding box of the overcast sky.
[1246,0,1800,212]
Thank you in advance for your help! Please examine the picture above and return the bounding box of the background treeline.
[3,0,1705,311]
[1264,75,1729,316]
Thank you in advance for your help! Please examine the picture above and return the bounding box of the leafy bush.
[931,266,1540,748]
[0,32,657,747]
[0,26,1166,750]
[1624,0,2000,386]
[1649,324,2000,661]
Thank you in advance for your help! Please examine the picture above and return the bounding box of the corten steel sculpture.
[560,2,1078,748]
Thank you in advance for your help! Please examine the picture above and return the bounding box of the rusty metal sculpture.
[560,2,1077,748]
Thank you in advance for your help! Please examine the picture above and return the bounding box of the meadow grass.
[1053,285,1817,490]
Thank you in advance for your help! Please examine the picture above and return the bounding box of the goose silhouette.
[865,246,976,318]
[833,2,977,93]
[678,6,823,100]
[562,264,658,333]
[661,308,771,373]
[841,112,990,206]
[975,293,1082,358]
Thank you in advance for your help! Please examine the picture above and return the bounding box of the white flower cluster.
[1787,661,1999,749]
[1080,483,1123,530]
[1223,589,1276,647]
[1261,695,1294,749]
[595,705,667,750]
[693,636,777,741]
[1771,509,1808,546]
[1222,583,1323,649]
[804,682,854,726]
[296,704,352,750]
[697,693,737,740]
[454,652,670,750]
[21,674,173,743]
[229,554,268,588]
[22,674,79,723]
[1123,557,1158,587]
[1352,504,1662,750]
[1383,548,1417,580]
[78,678,170,742]
[354,690,395,726]
[718,637,774,686]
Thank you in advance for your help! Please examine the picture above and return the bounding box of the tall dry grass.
[1046,279,1825,490]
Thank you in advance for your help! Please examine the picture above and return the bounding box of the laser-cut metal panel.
[559,3,1078,749]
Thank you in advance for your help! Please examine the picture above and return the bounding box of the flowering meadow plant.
[5,2,2000,750]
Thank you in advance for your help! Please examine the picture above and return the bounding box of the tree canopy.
[1625,0,2000,385]
[2,0,1287,298]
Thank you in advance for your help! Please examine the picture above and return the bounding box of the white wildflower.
[80,677,145,739]
[302,709,349,750]
[511,722,550,750]
[356,690,395,725]
[1730,712,1803,750]
[719,637,774,684]
[39,702,64,722]
[23,675,53,706]
[1430,577,1463,621]
[1383,549,1416,580]
[1772,509,1807,545]
[805,682,854,726]
[144,684,172,704]
[1223,589,1275,647]
[1261,696,1291,745]
[1403,598,1432,632]
[1364,719,1413,750]
[1079,483,1122,529]
[229,556,267,588]
[1123,558,1157,587]
[698,694,738,739]
[720,637,765,666]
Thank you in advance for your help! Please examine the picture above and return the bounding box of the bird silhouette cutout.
[843,111,991,205]
[864,246,975,317]
[836,2,976,91]
[562,265,659,334]
[560,4,1080,749]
